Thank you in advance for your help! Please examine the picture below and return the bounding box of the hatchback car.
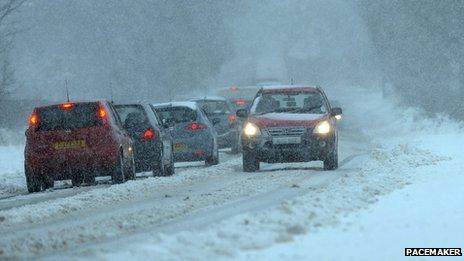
[190,97,240,153]
[115,103,174,176]
[152,102,219,166]
[24,100,135,192]
[236,86,342,172]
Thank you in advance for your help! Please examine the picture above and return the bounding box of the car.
[114,103,174,176]
[152,101,219,166]
[190,96,241,153]
[214,85,261,110]
[24,100,135,193]
[236,86,342,172]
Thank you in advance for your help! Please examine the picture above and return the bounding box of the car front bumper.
[241,131,336,163]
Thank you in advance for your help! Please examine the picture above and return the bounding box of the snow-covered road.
[0,87,462,260]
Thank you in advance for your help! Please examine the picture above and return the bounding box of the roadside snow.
[0,146,26,198]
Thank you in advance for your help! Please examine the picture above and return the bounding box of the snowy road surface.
[0,88,462,260]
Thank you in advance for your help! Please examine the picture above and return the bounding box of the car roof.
[34,99,108,110]
[152,101,198,110]
[261,85,319,93]
[189,96,227,101]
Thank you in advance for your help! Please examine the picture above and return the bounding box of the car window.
[154,107,197,124]
[114,105,147,123]
[36,103,101,131]
[195,100,231,115]
[251,91,328,114]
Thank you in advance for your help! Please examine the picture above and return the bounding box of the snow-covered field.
[0,87,462,260]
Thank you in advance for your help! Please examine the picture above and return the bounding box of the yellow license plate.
[54,140,87,150]
[173,143,186,152]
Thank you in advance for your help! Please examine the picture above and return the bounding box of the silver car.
[151,102,219,166]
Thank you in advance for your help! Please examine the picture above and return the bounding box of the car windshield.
[154,106,197,124]
[36,103,101,131]
[195,100,231,115]
[251,91,327,115]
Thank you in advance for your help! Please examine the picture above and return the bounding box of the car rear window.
[195,100,231,115]
[37,103,101,131]
[154,107,197,124]
[114,105,147,125]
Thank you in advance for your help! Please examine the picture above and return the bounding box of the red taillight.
[97,104,109,125]
[230,85,238,92]
[143,129,156,140]
[235,99,246,107]
[186,122,206,131]
[228,114,237,122]
[61,102,74,110]
[29,111,39,127]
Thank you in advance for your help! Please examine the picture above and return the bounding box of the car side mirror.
[236,109,248,118]
[330,107,342,117]
[212,118,221,125]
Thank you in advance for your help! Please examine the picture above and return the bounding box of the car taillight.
[29,111,39,127]
[228,114,237,122]
[235,99,246,107]
[186,122,206,131]
[143,129,156,140]
[97,105,109,125]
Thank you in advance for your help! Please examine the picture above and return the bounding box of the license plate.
[173,143,186,152]
[54,140,87,150]
[272,137,301,145]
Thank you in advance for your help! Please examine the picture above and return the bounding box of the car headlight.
[243,122,261,137]
[335,114,342,120]
[313,120,331,134]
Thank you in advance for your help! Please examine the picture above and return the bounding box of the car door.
[148,105,172,163]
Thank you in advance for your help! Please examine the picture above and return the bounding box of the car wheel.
[25,169,43,193]
[231,141,240,154]
[243,148,259,172]
[165,152,175,176]
[323,147,338,170]
[112,152,126,184]
[71,174,83,187]
[125,156,136,180]
[83,172,96,186]
[43,177,55,190]
[206,148,219,166]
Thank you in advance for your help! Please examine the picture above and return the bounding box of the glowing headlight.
[243,122,261,137]
[314,121,331,134]
[335,114,342,120]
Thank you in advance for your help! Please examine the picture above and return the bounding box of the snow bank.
[0,146,26,198]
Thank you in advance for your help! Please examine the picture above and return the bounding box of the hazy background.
[1,0,463,128]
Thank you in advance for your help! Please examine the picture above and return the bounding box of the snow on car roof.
[189,95,227,101]
[152,101,198,110]
[261,85,319,92]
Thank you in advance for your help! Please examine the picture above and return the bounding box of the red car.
[24,100,135,193]
[236,86,342,172]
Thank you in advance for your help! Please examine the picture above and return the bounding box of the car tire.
[153,150,166,177]
[243,148,259,172]
[206,148,219,166]
[83,171,96,186]
[112,152,126,184]
[125,156,136,180]
[231,141,240,154]
[43,177,55,190]
[323,147,338,170]
[165,153,175,176]
[71,174,83,187]
[25,169,43,193]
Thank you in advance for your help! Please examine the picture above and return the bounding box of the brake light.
[235,99,246,106]
[97,104,109,126]
[143,129,156,140]
[29,111,39,127]
[186,122,206,130]
[61,102,74,110]
[230,85,238,92]
[228,114,237,122]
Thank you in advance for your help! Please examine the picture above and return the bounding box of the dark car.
[114,103,174,176]
[152,102,219,166]
[190,97,240,153]
[24,100,135,192]
[236,86,342,172]
[214,85,261,110]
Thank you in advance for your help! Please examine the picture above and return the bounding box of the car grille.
[266,126,306,137]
